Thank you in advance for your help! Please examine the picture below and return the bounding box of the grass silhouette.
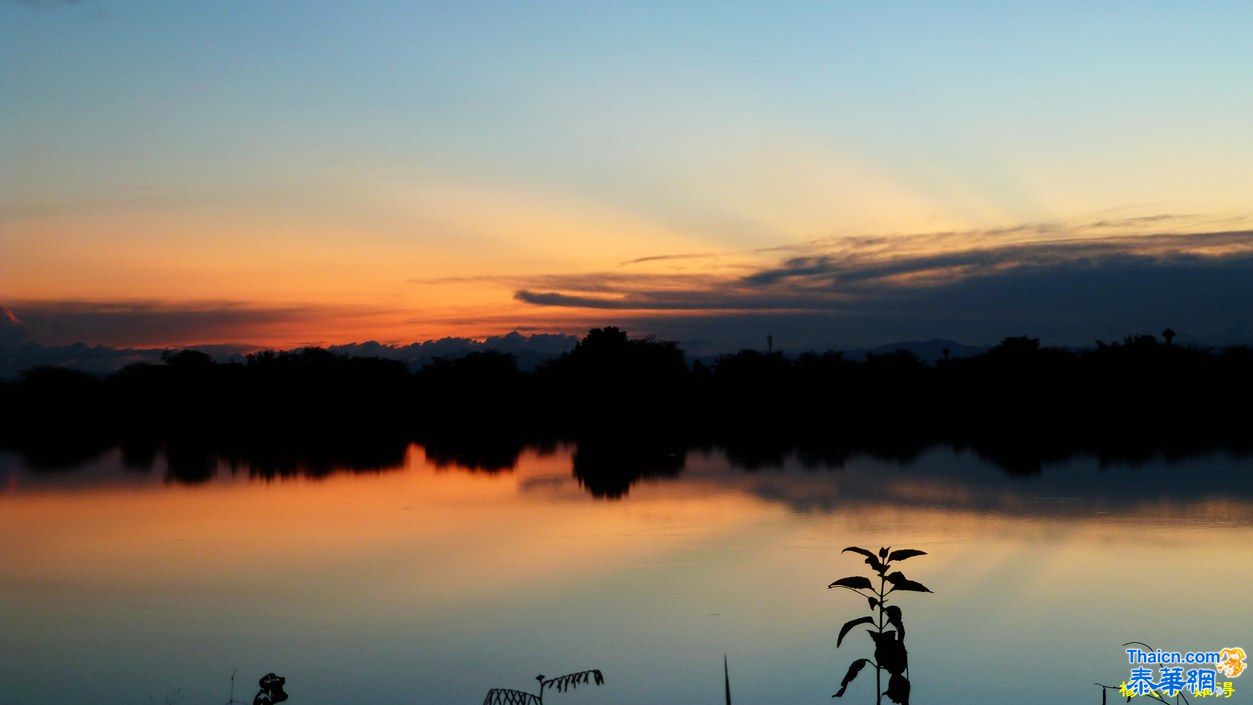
[481,668,605,705]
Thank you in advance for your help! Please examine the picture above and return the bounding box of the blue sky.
[1,1,1251,351]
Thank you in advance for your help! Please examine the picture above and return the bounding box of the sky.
[2,1,1251,354]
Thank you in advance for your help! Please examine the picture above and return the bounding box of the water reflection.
[5,436,1251,515]
[1,444,1250,705]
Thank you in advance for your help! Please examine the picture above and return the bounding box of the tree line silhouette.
[1,326,1249,488]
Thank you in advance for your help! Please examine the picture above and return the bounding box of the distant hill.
[841,338,988,363]
[328,331,578,371]
[688,338,988,366]
[0,332,581,379]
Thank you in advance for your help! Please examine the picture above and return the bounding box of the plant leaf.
[833,659,870,698]
[891,579,932,593]
[829,576,874,590]
[867,596,879,611]
[884,605,905,641]
[841,546,876,560]
[868,629,908,676]
[884,673,911,705]
[884,571,932,593]
[887,549,927,562]
[864,555,887,573]
[837,616,875,647]
[878,546,890,559]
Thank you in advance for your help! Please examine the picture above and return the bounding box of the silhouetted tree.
[538,327,688,428]
[3,325,1252,496]
[162,349,214,368]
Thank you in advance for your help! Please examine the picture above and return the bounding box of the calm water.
[2,444,1250,705]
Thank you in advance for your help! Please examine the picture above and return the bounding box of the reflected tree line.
[2,326,1250,494]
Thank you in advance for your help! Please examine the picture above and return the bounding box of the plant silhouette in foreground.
[481,668,605,705]
[830,545,932,705]
[252,673,288,705]
[222,668,248,705]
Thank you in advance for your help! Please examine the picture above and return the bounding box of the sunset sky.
[2,1,1251,352]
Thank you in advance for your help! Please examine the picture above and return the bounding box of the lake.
[2,443,1250,705]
